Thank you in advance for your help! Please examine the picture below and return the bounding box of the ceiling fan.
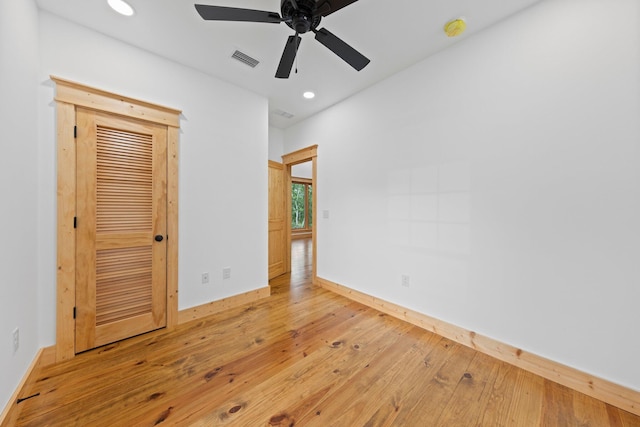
[194,0,370,78]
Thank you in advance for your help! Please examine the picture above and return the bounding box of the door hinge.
[73,217,77,228]
[73,307,77,319]
[74,125,77,138]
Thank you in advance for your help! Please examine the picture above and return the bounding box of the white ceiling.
[36,0,542,129]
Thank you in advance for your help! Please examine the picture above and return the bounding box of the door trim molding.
[51,76,180,127]
[268,160,286,280]
[282,145,317,278]
[52,77,181,362]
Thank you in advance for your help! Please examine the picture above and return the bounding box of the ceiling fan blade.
[316,0,359,17]
[275,35,302,79]
[314,28,369,71]
[195,4,283,23]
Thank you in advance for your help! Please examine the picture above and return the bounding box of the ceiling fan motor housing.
[281,0,321,33]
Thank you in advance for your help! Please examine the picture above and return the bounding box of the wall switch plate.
[12,328,19,353]
[222,267,231,280]
[401,275,410,288]
[322,210,330,219]
[201,272,209,284]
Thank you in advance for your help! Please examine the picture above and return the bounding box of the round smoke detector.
[444,18,467,37]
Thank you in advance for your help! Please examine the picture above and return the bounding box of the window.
[292,180,312,231]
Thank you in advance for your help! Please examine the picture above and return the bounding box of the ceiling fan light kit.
[195,0,370,79]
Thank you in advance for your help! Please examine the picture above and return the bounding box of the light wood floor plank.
[434,352,502,426]
[186,314,411,426]
[302,326,442,426]
[542,379,576,427]
[477,360,521,426]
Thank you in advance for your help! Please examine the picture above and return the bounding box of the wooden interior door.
[75,107,168,352]
[268,161,286,279]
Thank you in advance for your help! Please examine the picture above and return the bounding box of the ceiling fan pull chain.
[295,32,299,74]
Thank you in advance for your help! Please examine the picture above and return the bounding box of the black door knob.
[154,235,164,242]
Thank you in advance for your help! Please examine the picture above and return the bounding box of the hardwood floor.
[6,238,640,426]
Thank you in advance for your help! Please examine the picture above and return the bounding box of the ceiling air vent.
[231,50,260,68]
[272,109,294,119]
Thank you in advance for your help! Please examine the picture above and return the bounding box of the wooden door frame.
[52,76,181,362]
[268,160,286,280]
[282,145,317,279]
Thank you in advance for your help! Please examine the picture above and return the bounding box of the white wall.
[268,126,284,162]
[292,162,312,180]
[37,12,269,342]
[0,0,41,411]
[270,126,312,177]
[284,0,640,390]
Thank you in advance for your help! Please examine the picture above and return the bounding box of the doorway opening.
[282,145,317,281]
[268,145,317,284]
[291,161,313,241]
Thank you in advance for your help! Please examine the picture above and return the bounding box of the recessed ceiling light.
[303,91,315,99]
[108,0,135,16]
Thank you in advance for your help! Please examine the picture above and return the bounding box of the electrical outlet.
[401,275,410,288]
[222,267,231,280]
[12,328,19,353]
[201,272,209,284]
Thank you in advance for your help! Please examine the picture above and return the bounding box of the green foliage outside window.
[292,182,312,230]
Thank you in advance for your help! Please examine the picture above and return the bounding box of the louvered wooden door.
[75,108,168,352]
